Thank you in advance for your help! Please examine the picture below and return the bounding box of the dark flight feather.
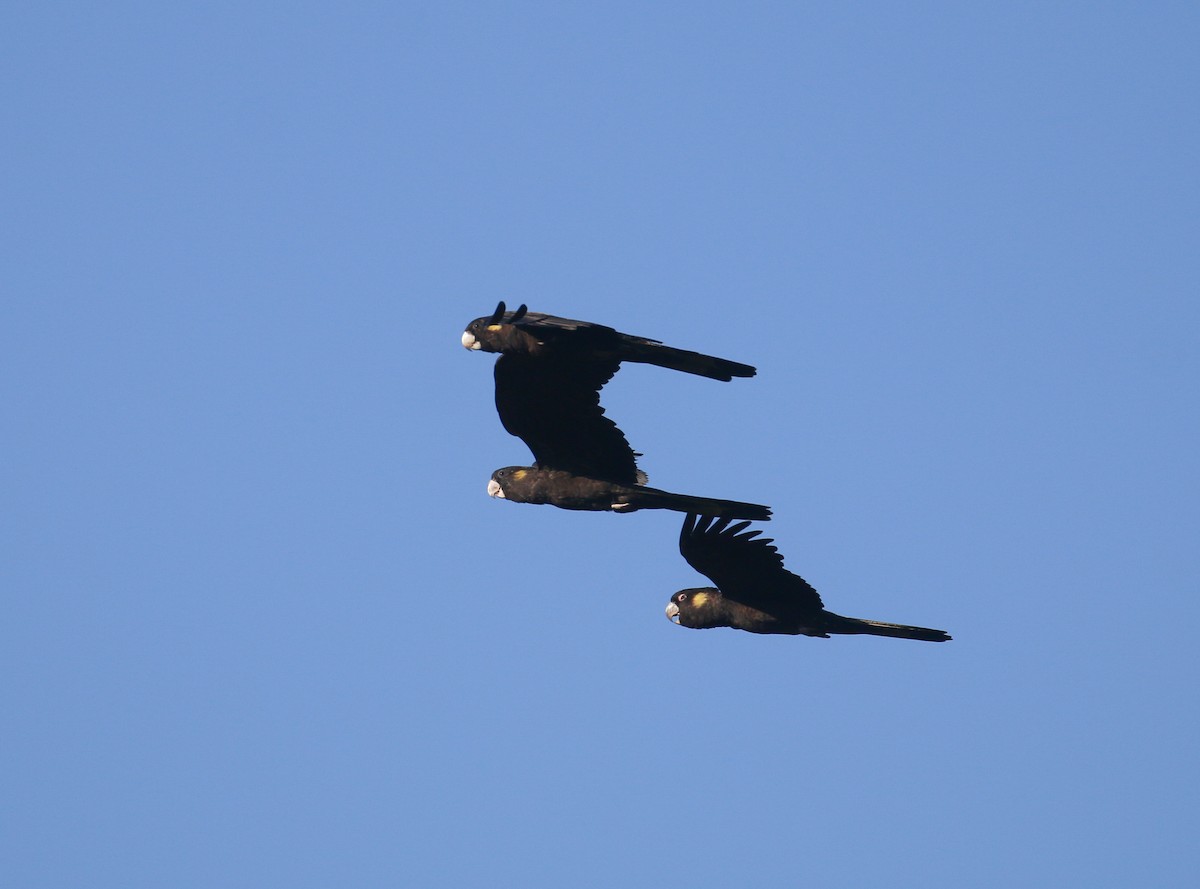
[679,515,825,616]
[490,467,771,520]
[493,353,640,484]
[490,303,756,381]
[673,514,950,641]
[463,301,759,489]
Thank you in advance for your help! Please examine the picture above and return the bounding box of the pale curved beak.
[665,602,680,624]
[461,331,481,350]
[487,479,504,498]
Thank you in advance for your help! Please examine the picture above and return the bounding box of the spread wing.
[678,514,824,617]
[493,353,644,485]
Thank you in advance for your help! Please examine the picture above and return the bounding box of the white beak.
[665,602,680,624]
[487,479,504,498]
[461,331,481,350]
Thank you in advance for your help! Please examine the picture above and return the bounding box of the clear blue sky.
[4,3,1197,886]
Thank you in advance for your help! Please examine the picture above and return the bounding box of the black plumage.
[666,514,951,641]
[488,467,771,521]
[464,302,769,519]
[461,301,756,383]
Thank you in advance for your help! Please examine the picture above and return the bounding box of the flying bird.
[488,466,771,520]
[461,301,756,382]
[463,302,770,520]
[666,514,951,641]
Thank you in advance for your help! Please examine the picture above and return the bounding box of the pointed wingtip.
[680,513,700,552]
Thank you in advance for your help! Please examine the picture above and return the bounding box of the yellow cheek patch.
[512,469,528,480]
[486,324,503,331]
[691,592,709,608]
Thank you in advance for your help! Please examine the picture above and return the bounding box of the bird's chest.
[729,602,813,635]
[520,472,612,510]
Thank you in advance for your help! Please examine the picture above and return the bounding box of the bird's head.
[487,466,532,501]
[665,587,726,629]
[461,301,528,351]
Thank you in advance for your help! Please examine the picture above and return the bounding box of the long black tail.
[828,615,952,642]
[616,336,756,381]
[624,485,772,521]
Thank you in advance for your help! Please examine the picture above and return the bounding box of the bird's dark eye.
[677,593,687,602]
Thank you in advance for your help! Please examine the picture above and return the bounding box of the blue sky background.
[3,2,1198,886]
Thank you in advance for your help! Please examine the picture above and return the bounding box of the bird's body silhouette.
[464,302,769,520]
[667,514,951,641]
